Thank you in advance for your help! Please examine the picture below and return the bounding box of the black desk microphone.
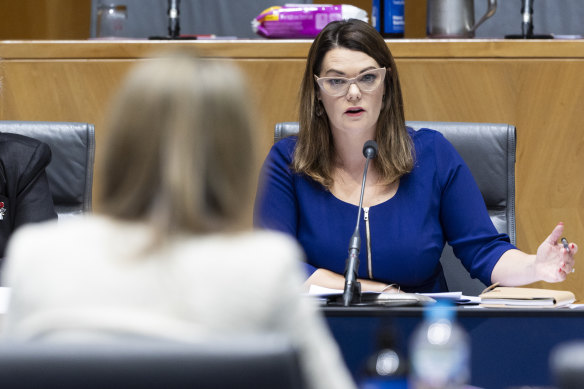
[342,140,378,307]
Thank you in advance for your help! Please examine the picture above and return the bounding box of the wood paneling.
[405,0,427,38]
[397,57,584,295]
[0,39,582,298]
[0,0,91,40]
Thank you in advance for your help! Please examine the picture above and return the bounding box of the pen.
[481,282,500,295]
[561,237,571,254]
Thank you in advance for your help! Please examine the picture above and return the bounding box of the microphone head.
[362,140,378,159]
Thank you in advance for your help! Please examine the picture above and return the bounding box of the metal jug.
[427,0,497,38]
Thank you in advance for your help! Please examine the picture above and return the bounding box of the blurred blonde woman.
[2,50,356,389]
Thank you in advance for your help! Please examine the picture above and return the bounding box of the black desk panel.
[323,307,584,389]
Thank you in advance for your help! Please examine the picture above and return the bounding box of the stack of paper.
[307,285,435,306]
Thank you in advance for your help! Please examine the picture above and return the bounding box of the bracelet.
[381,283,400,293]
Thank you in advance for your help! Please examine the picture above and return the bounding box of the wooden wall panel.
[0,0,91,39]
[232,60,304,151]
[405,0,427,38]
[1,59,132,199]
[397,57,584,294]
[0,40,582,298]
[0,54,305,202]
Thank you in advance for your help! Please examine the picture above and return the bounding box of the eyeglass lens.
[317,68,385,96]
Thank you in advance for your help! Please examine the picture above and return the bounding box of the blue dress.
[254,128,516,292]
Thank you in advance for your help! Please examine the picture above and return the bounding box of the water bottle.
[96,2,128,38]
[360,324,408,389]
[409,302,470,389]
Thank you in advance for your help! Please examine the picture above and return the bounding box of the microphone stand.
[505,0,552,39]
[168,0,181,39]
[331,140,431,308]
[342,141,377,307]
[149,0,195,40]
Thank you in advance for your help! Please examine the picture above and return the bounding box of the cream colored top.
[1,215,355,389]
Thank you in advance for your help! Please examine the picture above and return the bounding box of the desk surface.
[324,305,584,317]
[323,306,584,389]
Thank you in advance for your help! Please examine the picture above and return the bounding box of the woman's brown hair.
[98,50,259,235]
[295,19,414,188]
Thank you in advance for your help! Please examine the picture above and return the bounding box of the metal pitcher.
[427,0,497,38]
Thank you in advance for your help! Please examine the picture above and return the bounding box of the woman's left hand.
[534,222,578,282]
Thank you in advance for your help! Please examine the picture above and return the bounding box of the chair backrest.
[0,336,306,389]
[274,121,516,295]
[0,121,95,218]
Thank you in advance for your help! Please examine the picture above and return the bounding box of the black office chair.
[274,121,516,295]
[0,336,306,389]
[0,121,95,218]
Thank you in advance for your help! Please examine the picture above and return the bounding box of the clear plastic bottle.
[96,2,128,38]
[360,325,408,388]
[409,302,470,389]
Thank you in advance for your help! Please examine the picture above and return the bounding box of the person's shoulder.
[408,126,444,143]
[1,216,116,293]
[274,135,297,149]
[171,230,305,292]
[269,136,297,161]
[8,215,126,258]
[219,229,301,259]
[408,126,453,153]
[3,217,70,278]
[8,215,94,247]
[244,229,302,255]
[0,132,45,149]
[0,133,51,163]
[230,229,305,281]
[3,215,137,279]
[200,229,303,270]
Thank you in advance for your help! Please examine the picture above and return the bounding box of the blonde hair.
[98,50,259,235]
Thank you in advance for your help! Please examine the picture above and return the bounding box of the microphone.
[168,0,181,39]
[342,140,378,306]
[521,0,534,38]
[504,0,551,39]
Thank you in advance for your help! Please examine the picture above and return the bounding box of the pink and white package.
[252,4,368,39]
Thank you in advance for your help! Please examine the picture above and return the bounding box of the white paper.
[420,291,481,304]
[307,285,343,296]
